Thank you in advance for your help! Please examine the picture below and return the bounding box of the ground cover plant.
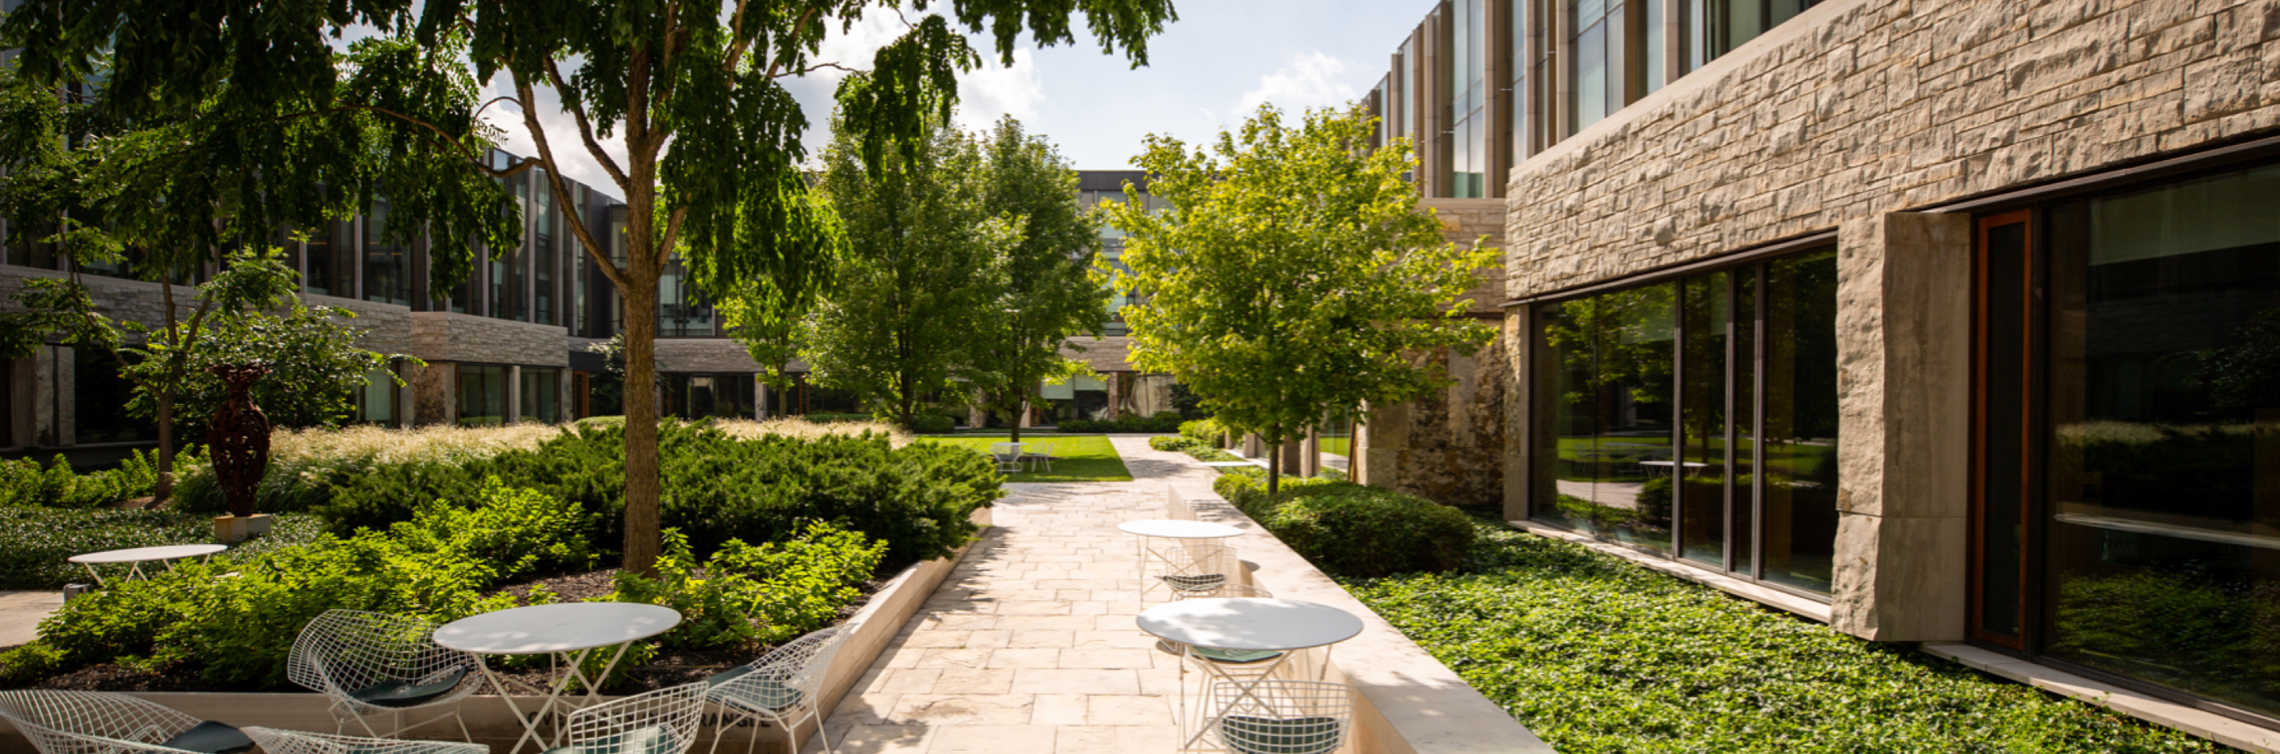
[1343,519,2234,753]
[919,434,1133,482]
[1212,473,1472,578]
[0,508,324,590]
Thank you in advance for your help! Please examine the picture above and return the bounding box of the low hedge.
[1149,434,1238,461]
[1212,474,1472,578]
[0,507,325,589]
[1178,418,1228,446]
[906,414,956,434]
[1058,411,1183,433]
[1345,520,2229,752]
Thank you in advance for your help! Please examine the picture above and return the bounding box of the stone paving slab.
[823,478,1195,753]
[0,591,64,648]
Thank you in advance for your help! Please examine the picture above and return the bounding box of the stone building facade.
[1372,0,2280,746]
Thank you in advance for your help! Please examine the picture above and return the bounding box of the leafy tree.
[0,23,518,501]
[1101,104,1496,496]
[965,117,1107,441]
[799,113,1003,426]
[160,297,416,437]
[10,0,1176,571]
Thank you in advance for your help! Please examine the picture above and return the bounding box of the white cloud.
[478,77,632,199]
[1234,51,1353,119]
[953,49,1044,131]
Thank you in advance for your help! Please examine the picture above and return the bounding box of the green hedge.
[1058,411,1183,433]
[1149,434,1238,461]
[177,421,995,571]
[906,414,957,434]
[1178,418,1228,446]
[1213,474,1472,578]
[0,507,325,589]
[1346,520,2229,752]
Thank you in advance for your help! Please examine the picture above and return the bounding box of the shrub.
[0,449,181,509]
[613,522,886,651]
[1058,410,1183,433]
[906,413,956,434]
[25,481,583,688]
[1178,418,1227,446]
[1260,484,1474,577]
[0,507,324,589]
[805,412,873,423]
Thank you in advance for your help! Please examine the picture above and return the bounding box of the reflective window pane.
[1761,250,1840,592]
[1679,271,1731,566]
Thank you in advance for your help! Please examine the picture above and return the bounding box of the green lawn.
[1344,520,2227,753]
[1319,435,1351,457]
[917,434,1133,482]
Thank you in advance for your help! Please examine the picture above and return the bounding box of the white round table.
[67,544,228,585]
[1119,520,1244,600]
[1137,598,1364,750]
[436,603,682,752]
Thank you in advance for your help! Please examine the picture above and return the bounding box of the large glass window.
[520,367,560,423]
[1447,0,1487,198]
[1508,0,1531,163]
[303,223,348,297]
[659,261,716,337]
[1992,162,2280,720]
[74,348,153,444]
[455,364,508,426]
[362,199,410,305]
[1569,0,1624,133]
[357,366,397,425]
[663,373,754,419]
[1692,0,1816,66]
[533,179,557,326]
[1532,247,1838,592]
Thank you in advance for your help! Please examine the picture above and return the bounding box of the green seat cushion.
[1160,573,1227,592]
[541,725,677,754]
[1193,647,1285,664]
[160,721,254,754]
[707,671,806,712]
[348,667,468,708]
[1219,715,1341,754]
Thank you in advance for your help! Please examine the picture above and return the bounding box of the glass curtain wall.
[1448,0,1487,198]
[1989,161,2280,720]
[520,367,560,423]
[1532,247,1839,593]
[533,177,557,325]
[357,366,397,424]
[1570,0,1624,134]
[659,261,716,337]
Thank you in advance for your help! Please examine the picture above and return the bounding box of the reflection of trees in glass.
[2198,306,2280,416]
[1542,285,1674,408]
[2052,569,2280,714]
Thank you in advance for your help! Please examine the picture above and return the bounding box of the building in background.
[0,163,1175,452]
[1355,0,2280,746]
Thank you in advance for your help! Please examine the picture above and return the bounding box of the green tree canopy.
[798,110,1005,426]
[1102,104,1496,494]
[965,116,1107,441]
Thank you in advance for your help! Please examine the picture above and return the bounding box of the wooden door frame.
[1969,209,2034,650]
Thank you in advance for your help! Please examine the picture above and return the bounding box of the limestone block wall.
[1497,0,2280,642]
[654,337,768,373]
[1356,197,1509,508]
[408,312,568,367]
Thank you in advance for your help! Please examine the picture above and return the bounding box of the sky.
[477,2,1438,200]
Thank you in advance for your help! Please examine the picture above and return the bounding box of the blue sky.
[490,2,1436,196]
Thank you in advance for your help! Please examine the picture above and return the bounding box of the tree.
[10,0,1176,572]
[0,40,512,499]
[964,117,1107,442]
[1101,104,1496,497]
[799,113,1002,426]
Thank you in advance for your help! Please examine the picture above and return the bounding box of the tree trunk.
[1267,438,1282,499]
[1008,397,1024,442]
[621,274,663,575]
[154,391,175,502]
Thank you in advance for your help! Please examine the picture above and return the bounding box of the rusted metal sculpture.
[206,364,271,519]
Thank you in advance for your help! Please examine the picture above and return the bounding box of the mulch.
[29,568,886,695]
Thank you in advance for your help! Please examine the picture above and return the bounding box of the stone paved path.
[824,437,1219,754]
[0,591,64,648]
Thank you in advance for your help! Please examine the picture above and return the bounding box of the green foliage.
[1100,104,1495,495]
[1256,485,1474,578]
[1058,411,1182,433]
[150,298,412,435]
[962,117,1111,439]
[22,481,580,688]
[2050,570,2280,705]
[1346,521,2226,753]
[805,413,876,424]
[0,449,184,509]
[907,414,957,434]
[196,422,993,571]
[1151,434,1237,462]
[613,523,886,651]
[0,507,322,589]
[1179,418,1228,446]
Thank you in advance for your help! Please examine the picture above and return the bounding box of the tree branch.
[656,205,690,276]
[512,70,631,292]
[542,58,633,191]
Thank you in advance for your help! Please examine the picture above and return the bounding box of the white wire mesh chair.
[286,609,482,739]
[988,442,1026,474]
[1018,439,1056,473]
[703,625,848,754]
[1204,680,1351,754]
[242,727,486,754]
[560,681,708,754]
[0,689,252,754]
[1154,540,1233,599]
